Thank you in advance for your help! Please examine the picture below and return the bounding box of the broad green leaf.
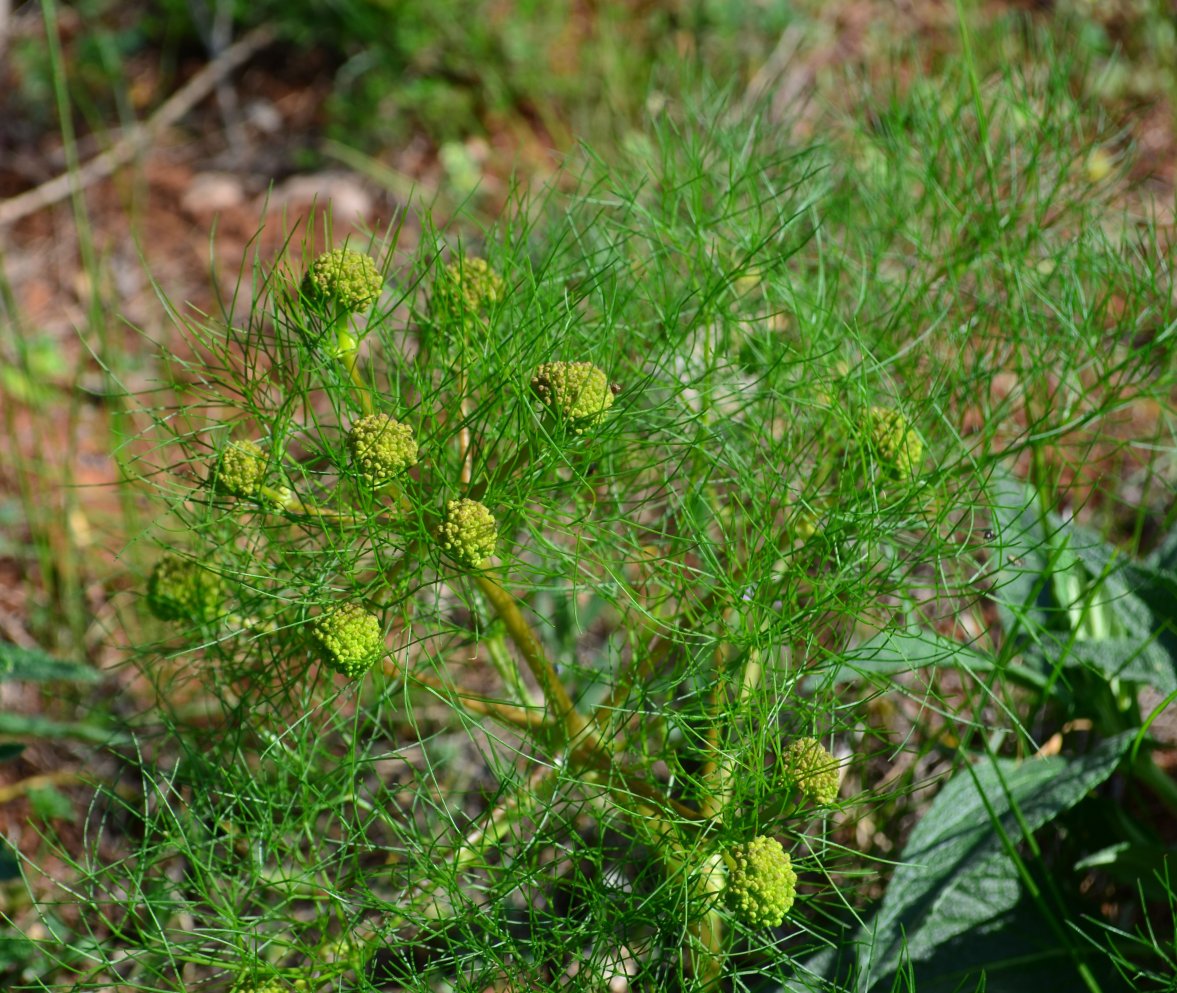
[857,732,1133,991]
[0,931,38,968]
[0,643,99,683]
[986,471,1052,643]
[1044,522,1177,694]
[1146,526,1177,575]
[0,839,19,883]
[985,472,1177,694]
[1073,841,1176,898]
[0,743,25,762]
[28,784,74,822]
[878,897,1120,993]
[1050,638,1176,695]
[826,626,1049,690]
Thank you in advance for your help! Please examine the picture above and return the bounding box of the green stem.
[473,573,590,746]
[484,630,539,708]
[330,315,373,415]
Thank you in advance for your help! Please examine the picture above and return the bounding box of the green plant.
[15,15,1177,993]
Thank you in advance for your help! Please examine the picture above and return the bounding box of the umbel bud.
[530,361,614,434]
[146,555,225,624]
[441,256,504,314]
[435,498,497,569]
[869,406,922,480]
[781,737,840,807]
[302,249,383,314]
[213,440,268,498]
[723,835,798,928]
[347,414,418,486]
[232,978,308,993]
[311,603,384,678]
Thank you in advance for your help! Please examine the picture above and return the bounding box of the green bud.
[319,935,369,970]
[302,249,382,314]
[441,256,504,314]
[435,498,497,569]
[311,603,383,678]
[231,982,288,993]
[213,440,268,498]
[723,835,797,928]
[530,361,614,434]
[231,978,307,993]
[789,509,817,542]
[146,555,225,624]
[781,737,840,807]
[869,406,922,479]
[347,414,418,486]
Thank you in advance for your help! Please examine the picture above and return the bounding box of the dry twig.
[0,25,276,228]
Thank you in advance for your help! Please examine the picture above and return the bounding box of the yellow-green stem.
[484,630,539,708]
[330,315,373,415]
[472,573,590,745]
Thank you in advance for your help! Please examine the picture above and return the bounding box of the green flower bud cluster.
[441,255,504,314]
[789,508,818,542]
[146,555,225,624]
[213,440,268,498]
[530,361,614,434]
[232,981,298,993]
[869,405,922,480]
[723,835,797,928]
[231,977,308,993]
[311,603,384,678]
[347,414,418,486]
[302,249,382,314]
[435,498,497,569]
[319,935,369,970]
[781,737,840,807]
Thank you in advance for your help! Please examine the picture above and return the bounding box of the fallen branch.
[0,24,276,228]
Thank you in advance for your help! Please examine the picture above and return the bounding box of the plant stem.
[473,572,590,744]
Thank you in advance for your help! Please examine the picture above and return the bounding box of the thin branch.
[0,25,276,228]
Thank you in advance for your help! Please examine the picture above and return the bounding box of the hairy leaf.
[857,732,1133,990]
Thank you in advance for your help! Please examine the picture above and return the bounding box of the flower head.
[440,256,504,314]
[723,835,797,928]
[347,414,418,487]
[213,440,268,498]
[319,934,369,971]
[869,406,922,480]
[530,361,614,434]
[311,603,383,678]
[781,737,840,807]
[146,555,225,624]
[302,249,382,314]
[435,499,497,569]
[231,976,309,993]
[232,982,294,993]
